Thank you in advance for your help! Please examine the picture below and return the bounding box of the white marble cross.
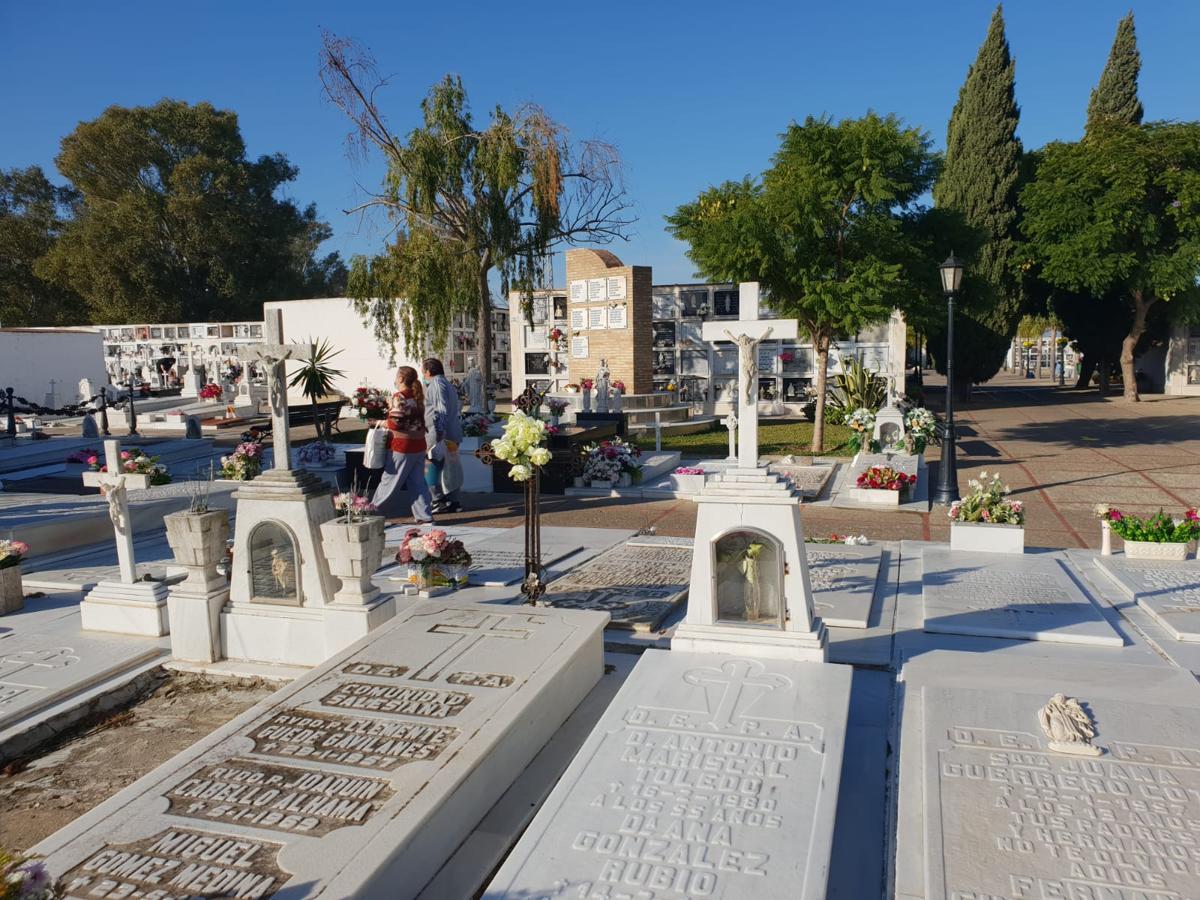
[237,309,313,471]
[83,439,139,584]
[702,283,797,469]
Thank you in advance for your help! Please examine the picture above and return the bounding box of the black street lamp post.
[933,252,963,506]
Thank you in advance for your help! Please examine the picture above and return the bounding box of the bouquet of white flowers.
[490,410,552,482]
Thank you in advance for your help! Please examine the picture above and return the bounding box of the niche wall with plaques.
[563,249,653,395]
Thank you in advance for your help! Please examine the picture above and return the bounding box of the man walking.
[422,357,464,514]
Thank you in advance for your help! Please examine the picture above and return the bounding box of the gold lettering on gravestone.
[448,672,514,689]
[937,727,1200,896]
[250,709,457,771]
[341,662,409,678]
[62,828,286,900]
[167,759,394,836]
[320,682,471,718]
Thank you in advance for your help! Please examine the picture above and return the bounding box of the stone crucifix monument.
[221,309,391,667]
[672,282,826,660]
[79,439,170,635]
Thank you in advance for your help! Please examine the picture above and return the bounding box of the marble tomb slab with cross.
[33,598,609,899]
[485,648,853,900]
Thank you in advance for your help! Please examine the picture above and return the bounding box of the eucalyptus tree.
[320,33,633,384]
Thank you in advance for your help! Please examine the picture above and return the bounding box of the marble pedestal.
[80,579,170,636]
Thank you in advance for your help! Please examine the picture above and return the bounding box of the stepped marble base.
[80,579,170,636]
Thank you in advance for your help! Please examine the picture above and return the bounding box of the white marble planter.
[1123,540,1191,561]
[82,470,152,490]
[0,564,24,615]
[164,510,229,581]
[668,472,706,493]
[164,509,231,662]
[950,520,1025,554]
[321,516,386,605]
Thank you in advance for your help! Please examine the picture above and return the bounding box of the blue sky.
[3,1,1197,286]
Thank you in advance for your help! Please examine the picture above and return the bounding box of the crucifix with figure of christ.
[237,309,313,472]
[701,283,798,469]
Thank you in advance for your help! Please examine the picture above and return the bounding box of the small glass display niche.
[713,530,784,627]
[249,522,300,606]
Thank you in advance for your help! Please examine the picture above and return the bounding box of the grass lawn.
[658,419,854,458]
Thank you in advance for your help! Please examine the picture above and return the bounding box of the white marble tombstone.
[180,364,204,399]
[872,405,905,450]
[673,282,825,660]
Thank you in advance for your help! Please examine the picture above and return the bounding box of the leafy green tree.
[1086,12,1143,132]
[36,99,343,323]
[929,5,1024,392]
[320,33,632,385]
[0,166,86,326]
[1021,122,1200,400]
[667,113,938,452]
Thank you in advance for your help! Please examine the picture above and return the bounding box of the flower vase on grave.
[1101,520,1112,556]
[0,563,24,615]
[164,508,230,662]
[582,389,591,413]
[320,516,386,605]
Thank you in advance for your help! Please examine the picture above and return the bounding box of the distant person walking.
[422,357,464,514]
[371,366,434,524]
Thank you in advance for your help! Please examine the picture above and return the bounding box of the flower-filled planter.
[848,464,917,507]
[1097,506,1198,561]
[199,383,223,402]
[0,539,30,615]
[164,509,229,588]
[948,471,1025,554]
[581,437,642,487]
[669,466,706,494]
[84,447,170,488]
[321,515,386,604]
[396,528,472,595]
[219,440,263,481]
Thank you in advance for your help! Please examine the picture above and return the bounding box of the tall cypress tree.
[930,5,1024,392]
[1086,12,1143,131]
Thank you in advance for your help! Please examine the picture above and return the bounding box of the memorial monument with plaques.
[219,310,394,667]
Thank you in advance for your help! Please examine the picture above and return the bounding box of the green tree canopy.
[0,166,86,326]
[36,99,344,323]
[929,4,1024,391]
[320,33,633,384]
[1020,121,1200,400]
[667,112,938,452]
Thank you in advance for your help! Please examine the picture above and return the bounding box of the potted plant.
[287,337,345,442]
[948,471,1026,554]
[1098,507,1198,561]
[0,538,30,615]
[848,464,917,507]
[581,437,642,488]
[669,465,706,493]
[395,528,472,594]
[321,492,386,603]
[546,397,569,426]
[83,447,170,488]
[218,440,263,481]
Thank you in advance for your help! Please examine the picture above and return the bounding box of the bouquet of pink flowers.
[612,380,626,394]
[219,441,263,481]
[66,448,97,464]
[90,448,171,485]
[673,466,705,475]
[580,378,594,391]
[0,539,30,570]
[332,492,379,522]
[396,528,472,588]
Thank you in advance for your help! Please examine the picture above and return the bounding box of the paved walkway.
[430,374,1200,551]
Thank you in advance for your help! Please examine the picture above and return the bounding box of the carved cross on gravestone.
[682,659,788,731]
[82,438,141,584]
[723,413,738,461]
[237,309,313,472]
[702,283,797,469]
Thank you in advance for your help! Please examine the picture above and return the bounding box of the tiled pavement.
[423,373,1200,551]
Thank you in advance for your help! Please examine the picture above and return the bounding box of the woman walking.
[371,366,434,524]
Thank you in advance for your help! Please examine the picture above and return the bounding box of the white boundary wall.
[0,328,106,406]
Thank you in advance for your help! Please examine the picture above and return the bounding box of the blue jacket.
[425,374,463,444]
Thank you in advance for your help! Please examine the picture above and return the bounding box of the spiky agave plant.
[827,356,887,418]
[287,339,345,440]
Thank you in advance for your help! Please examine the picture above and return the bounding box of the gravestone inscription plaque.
[35,600,608,900]
[1094,556,1200,642]
[485,649,851,900]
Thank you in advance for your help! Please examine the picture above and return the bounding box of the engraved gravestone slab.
[1094,556,1200,642]
[540,543,692,631]
[806,545,883,629]
[484,648,852,900]
[0,627,162,733]
[923,685,1200,899]
[771,464,834,498]
[464,546,580,586]
[35,600,608,900]
[923,548,1123,647]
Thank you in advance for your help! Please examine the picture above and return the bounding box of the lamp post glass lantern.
[934,253,963,505]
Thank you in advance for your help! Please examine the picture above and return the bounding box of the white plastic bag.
[364,426,389,470]
[440,444,464,493]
